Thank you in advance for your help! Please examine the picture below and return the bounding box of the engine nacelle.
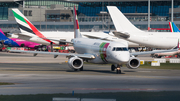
[68,57,83,70]
[126,57,140,69]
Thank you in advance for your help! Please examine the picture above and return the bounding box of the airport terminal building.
[0,0,180,33]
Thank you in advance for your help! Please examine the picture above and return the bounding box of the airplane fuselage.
[73,38,130,64]
[153,50,180,57]
[17,31,140,47]
[0,37,40,48]
[128,32,180,49]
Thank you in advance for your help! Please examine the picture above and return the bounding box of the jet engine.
[68,57,83,70]
[126,57,140,69]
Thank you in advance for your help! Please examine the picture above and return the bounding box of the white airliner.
[12,8,140,47]
[107,6,180,49]
[9,6,178,74]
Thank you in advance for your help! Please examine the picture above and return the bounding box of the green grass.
[0,92,180,101]
[139,61,180,70]
[0,82,14,85]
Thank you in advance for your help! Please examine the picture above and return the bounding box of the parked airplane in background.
[151,50,180,58]
[12,9,140,47]
[107,6,180,49]
[150,22,180,58]
[9,6,179,74]
[169,22,180,32]
[0,28,40,48]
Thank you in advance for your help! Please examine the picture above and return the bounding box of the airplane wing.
[113,31,130,39]
[8,50,95,59]
[42,38,73,44]
[131,49,178,56]
[18,34,33,38]
[83,35,110,41]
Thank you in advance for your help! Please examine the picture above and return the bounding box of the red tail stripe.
[24,19,55,44]
[74,6,79,29]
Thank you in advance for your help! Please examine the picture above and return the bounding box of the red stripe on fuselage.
[24,19,55,44]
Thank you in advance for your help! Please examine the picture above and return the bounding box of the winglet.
[0,28,9,40]
[73,6,82,38]
[0,28,5,35]
[169,22,173,32]
[169,22,180,32]
[12,9,55,44]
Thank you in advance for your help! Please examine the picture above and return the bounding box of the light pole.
[171,0,174,22]
[40,0,41,31]
[148,0,150,30]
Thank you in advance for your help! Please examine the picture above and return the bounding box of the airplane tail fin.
[0,28,9,40]
[12,9,36,35]
[169,22,180,32]
[73,6,82,38]
[12,9,45,38]
[12,9,53,43]
[107,6,143,33]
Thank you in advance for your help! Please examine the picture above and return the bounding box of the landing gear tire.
[154,55,158,58]
[80,66,83,71]
[111,65,115,71]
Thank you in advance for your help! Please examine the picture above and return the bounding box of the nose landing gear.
[111,64,122,74]
[116,67,121,74]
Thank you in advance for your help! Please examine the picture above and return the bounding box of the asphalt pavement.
[0,52,180,95]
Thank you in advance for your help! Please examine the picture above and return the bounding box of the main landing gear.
[111,64,122,74]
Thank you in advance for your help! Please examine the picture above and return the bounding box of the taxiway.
[0,52,180,95]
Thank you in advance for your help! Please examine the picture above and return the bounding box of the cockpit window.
[112,47,128,51]
[112,47,116,51]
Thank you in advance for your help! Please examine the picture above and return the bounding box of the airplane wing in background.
[8,50,95,59]
[83,35,110,41]
[131,49,178,56]
[42,38,73,44]
[113,31,130,39]
[17,34,33,38]
[131,39,179,56]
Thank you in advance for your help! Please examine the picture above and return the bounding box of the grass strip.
[0,91,180,101]
[0,82,14,85]
[139,61,180,69]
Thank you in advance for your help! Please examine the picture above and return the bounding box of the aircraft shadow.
[123,70,137,72]
[66,69,125,74]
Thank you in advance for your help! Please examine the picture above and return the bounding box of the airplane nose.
[117,52,130,62]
